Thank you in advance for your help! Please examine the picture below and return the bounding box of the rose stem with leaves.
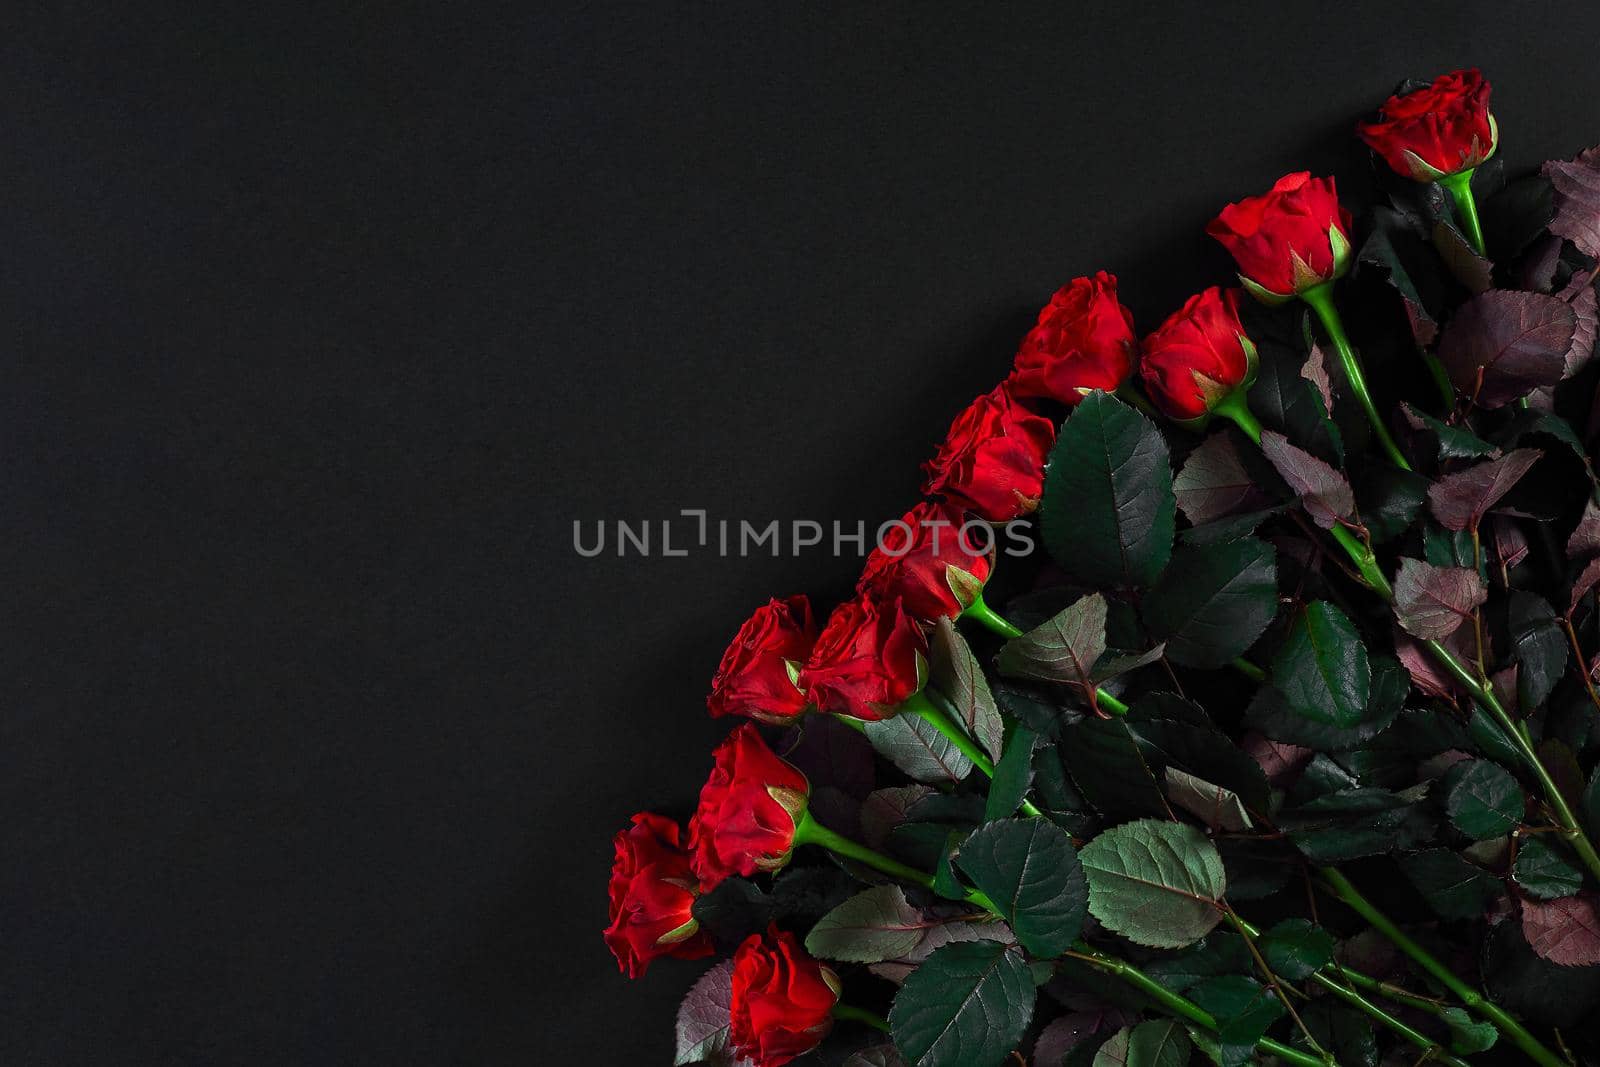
[1214,388,1600,887]
[1293,283,1412,471]
[1228,913,1469,1067]
[961,592,1131,716]
[1319,868,1565,1067]
[1064,945,1329,1067]
[808,810,1331,1066]
[899,689,1044,817]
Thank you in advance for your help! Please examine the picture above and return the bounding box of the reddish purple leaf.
[1492,516,1530,572]
[1568,498,1600,561]
[1544,146,1600,259]
[1571,556,1600,616]
[1395,624,1473,702]
[1427,449,1543,531]
[860,784,934,849]
[1173,431,1271,525]
[1302,340,1334,412]
[1433,218,1493,293]
[1522,895,1600,967]
[1260,430,1355,529]
[1438,289,1576,409]
[1242,733,1311,786]
[1565,283,1598,378]
[1393,558,1487,640]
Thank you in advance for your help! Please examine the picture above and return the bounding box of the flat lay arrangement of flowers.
[605,69,1600,1066]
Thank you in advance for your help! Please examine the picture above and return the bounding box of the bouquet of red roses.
[605,69,1600,1067]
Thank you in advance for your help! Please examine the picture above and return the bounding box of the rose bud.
[688,723,811,887]
[1139,287,1258,422]
[798,594,928,722]
[1206,172,1354,303]
[707,595,818,724]
[856,500,994,622]
[602,812,713,978]
[1358,69,1496,182]
[1007,272,1138,405]
[921,384,1056,523]
[729,926,840,1067]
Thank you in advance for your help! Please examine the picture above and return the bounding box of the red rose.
[688,724,811,887]
[602,812,713,978]
[921,384,1056,523]
[708,595,817,724]
[1358,69,1496,181]
[1139,287,1256,421]
[729,926,840,1067]
[799,594,927,721]
[1007,272,1137,405]
[856,500,993,622]
[1206,173,1353,300]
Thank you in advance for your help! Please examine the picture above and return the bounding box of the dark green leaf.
[1514,836,1583,900]
[997,593,1107,694]
[1354,465,1429,543]
[1243,304,1343,463]
[1397,848,1503,920]
[692,878,771,952]
[956,818,1087,958]
[1483,173,1555,260]
[985,725,1038,822]
[1130,715,1271,812]
[1508,590,1568,711]
[1218,837,1296,901]
[1270,601,1371,727]
[805,886,929,963]
[1443,759,1525,839]
[1439,1007,1497,1054]
[1296,1002,1377,1067]
[863,713,974,784]
[1246,655,1404,752]
[1062,718,1168,818]
[1042,391,1176,589]
[929,618,1004,761]
[1399,404,1498,461]
[1080,820,1226,948]
[1142,538,1277,669]
[889,940,1035,1067]
[1281,788,1430,863]
[1123,1019,1190,1067]
[1483,915,1600,1026]
[1143,932,1253,993]
[1163,768,1251,831]
[1187,975,1282,1067]
[1258,918,1334,981]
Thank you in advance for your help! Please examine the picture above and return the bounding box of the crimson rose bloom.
[1207,173,1353,300]
[921,384,1056,523]
[688,724,810,886]
[1139,287,1256,421]
[1007,272,1137,405]
[729,926,840,1067]
[799,594,927,721]
[857,500,993,622]
[1358,69,1496,181]
[707,595,817,724]
[602,812,712,978]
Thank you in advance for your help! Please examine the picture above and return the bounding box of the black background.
[6,3,1600,1064]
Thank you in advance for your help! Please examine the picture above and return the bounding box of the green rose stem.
[1230,914,1468,1067]
[961,593,1131,717]
[1436,169,1487,257]
[1319,869,1565,1067]
[900,689,1045,817]
[830,1003,890,1033]
[1065,945,1329,1067]
[1213,388,1600,883]
[790,809,999,914]
[1296,282,1412,471]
